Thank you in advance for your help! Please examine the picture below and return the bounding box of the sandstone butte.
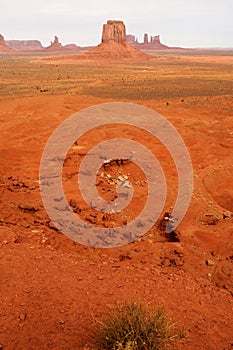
[43,20,151,61]
[0,34,14,52]
[84,20,150,60]
[45,36,68,52]
[126,33,171,49]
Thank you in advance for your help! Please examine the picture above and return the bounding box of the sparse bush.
[95,302,182,350]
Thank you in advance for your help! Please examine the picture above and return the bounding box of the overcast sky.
[1,0,232,48]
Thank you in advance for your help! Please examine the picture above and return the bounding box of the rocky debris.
[0,227,19,245]
[164,230,180,242]
[3,176,38,192]
[224,344,233,350]
[159,249,184,267]
[98,170,131,188]
[48,220,60,232]
[223,212,232,219]
[103,158,131,169]
[0,34,14,52]
[69,198,78,209]
[54,320,65,330]
[226,255,233,263]
[201,214,219,226]
[18,203,39,213]
[119,254,132,261]
[69,199,82,213]
[158,212,180,242]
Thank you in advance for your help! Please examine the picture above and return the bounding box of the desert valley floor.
[0,50,233,349]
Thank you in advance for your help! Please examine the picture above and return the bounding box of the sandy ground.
[0,51,233,350]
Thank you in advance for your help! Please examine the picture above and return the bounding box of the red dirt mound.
[83,40,150,60]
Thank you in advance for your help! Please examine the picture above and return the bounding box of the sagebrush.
[95,302,183,350]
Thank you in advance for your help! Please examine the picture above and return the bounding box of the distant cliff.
[5,37,81,52]
[126,33,170,49]
[0,34,14,52]
[6,40,43,51]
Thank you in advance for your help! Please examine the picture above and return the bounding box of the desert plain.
[0,48,233,350]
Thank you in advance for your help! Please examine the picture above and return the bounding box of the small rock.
[122,181,131,189]
[54,320,64,330]
[19,313,26,321]
[206,259,215,267]
[18,203,38,213]
[48,221,59,232]
[226,255,233,262]
[119,254,132,261]
[223,212,232,219]
[69,199,77,208]
[118,175,124,181]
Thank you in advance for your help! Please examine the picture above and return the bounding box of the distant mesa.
[6,39,43,51]
[1,21,181,57]
[126,33,170,50]
[45,36,82,52]
[84,20,150,60]
[0,34,14,52]
[64,43,81,51]
[5,37,81,52]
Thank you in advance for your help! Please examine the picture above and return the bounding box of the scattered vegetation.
[94,302,184,350]
[0,56,232,100]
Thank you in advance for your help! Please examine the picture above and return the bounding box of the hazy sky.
[1,0,232,47]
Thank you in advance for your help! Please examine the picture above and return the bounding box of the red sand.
[0,54,233,349]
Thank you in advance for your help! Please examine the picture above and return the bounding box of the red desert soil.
[0,52,233,350]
